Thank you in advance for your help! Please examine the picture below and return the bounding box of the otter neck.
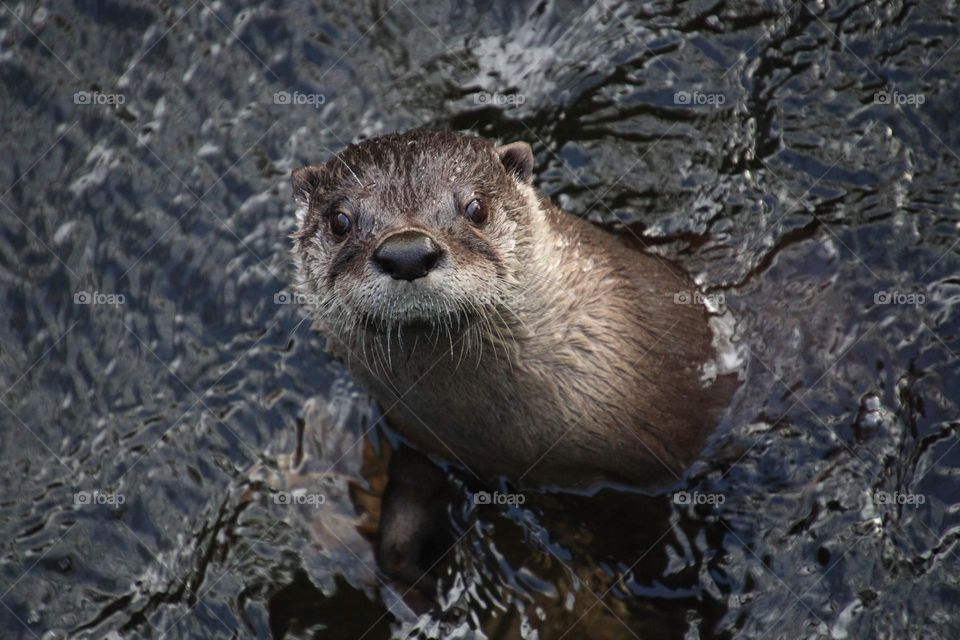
[499,191,600,346]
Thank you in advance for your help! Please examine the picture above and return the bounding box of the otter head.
[291,130,537,351]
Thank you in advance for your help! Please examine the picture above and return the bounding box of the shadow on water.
[1,0,959,638]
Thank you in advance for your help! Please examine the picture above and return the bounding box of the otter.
[290,129,732,586]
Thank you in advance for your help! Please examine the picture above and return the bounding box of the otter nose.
[372,231,442,281]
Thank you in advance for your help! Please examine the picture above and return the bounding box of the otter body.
[348,200,716,488]
[292,129,725,490]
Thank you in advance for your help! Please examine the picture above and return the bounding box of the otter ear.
[496,141,534,184]
[291,164,325,209]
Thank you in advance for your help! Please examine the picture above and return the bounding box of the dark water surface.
[2,1,959,638]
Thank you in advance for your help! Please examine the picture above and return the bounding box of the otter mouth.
[345,280,486,336]
[358,308,473,335]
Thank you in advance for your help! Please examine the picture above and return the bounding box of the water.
[1,1,958,638]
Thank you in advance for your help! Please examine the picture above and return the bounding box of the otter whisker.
[329,149,364,188]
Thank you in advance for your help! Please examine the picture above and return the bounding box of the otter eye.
[330,211,352,238]
[463,198,487,225]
